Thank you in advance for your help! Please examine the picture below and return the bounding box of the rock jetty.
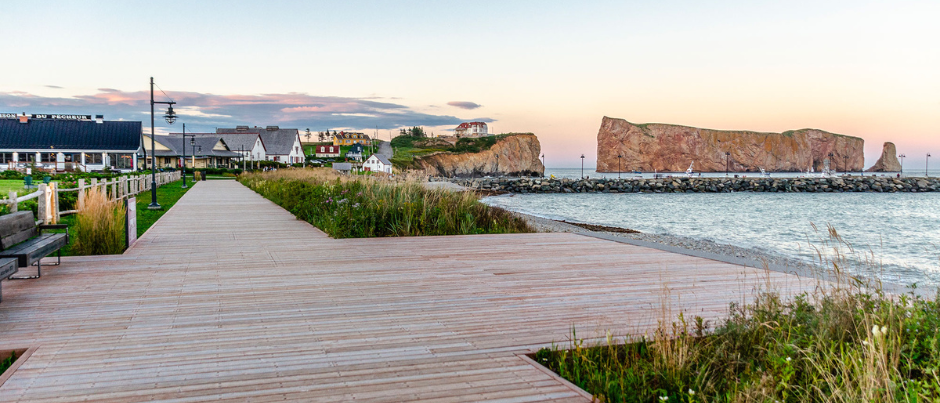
[596,116,865,173]
[444,176,940,193]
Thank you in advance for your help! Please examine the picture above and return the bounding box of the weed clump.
[70,188,125,255]
[239,169,533,238]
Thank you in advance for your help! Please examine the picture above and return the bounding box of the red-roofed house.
[315,145,341,158]
[454,122,488,138]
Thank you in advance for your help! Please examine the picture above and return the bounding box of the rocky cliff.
[866,142,902,172]
[415,133,545,177]
[596,117,865,172]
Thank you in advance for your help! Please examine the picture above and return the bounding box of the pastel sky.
[1,0,937,168]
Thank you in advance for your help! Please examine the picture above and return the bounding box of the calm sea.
[483,168,940,287]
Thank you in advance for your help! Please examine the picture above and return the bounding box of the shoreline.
[510,210,914,295]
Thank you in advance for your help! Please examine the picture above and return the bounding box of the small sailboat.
[685,161,694,178]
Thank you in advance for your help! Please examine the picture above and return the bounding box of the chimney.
[266,126,279,131]
[236,125,248,131]
[18,113,28,124]
[95,115,104,124]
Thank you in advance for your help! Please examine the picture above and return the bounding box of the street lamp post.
[828,152,834,174]
[928,153,932,177]
[899,154,906,175]
[181,124,188,189]
[540,154,545,177]
[618,154,622,179]
[843,155,848,176]
[149,77,177,210]
[580,154,585,179]
[725,152,730,177]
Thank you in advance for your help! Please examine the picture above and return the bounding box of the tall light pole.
[899,154,906,175]
[827,152,834,174]
[181,124,188,189]
[928,153,932,177]
[541,154,545,177]
[617,154,622,179]
[843,155,849,176]
[580,154,585,179]
[149,77,176,210]
[725,151,730,177]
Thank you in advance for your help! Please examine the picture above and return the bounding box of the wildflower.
[872,325,881,337]
[659,396,669,401]
[688,389,695,395]
[786,357,792,362]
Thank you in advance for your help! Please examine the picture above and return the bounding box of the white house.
[363,154,393,174]
[454,122,488,138]
[217,126,305,164]
[211,130,266,163]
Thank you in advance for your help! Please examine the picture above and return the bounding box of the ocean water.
[543,168,940,180]
[482,190,940,287]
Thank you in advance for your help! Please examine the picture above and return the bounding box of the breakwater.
[444,176,940,193]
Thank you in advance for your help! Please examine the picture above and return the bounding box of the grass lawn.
[56,180,192,255]
[0,179,34,195]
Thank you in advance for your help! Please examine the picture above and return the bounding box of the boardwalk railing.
[1,171,181,224]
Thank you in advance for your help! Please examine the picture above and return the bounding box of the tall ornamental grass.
[239,169,533,237]
[70,188,125,255]
[535,225,940,402]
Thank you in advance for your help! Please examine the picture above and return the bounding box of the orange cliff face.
[596,117,865,173]
[415,133,545,177]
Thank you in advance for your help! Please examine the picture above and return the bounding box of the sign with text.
[1,113,92,120]
[126,197,137,249]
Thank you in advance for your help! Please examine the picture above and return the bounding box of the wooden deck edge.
[517,354,595,402]
[0,345,38,388]
[124,181,199,255]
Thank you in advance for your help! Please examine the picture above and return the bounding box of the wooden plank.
[0,181,819,402]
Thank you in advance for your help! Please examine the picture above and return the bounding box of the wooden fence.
[0,171,181,225]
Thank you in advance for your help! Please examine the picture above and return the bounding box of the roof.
[348,144,365,152]
[153,135,240,157]
[369,154,392,166]
[0,118,141,150]
[456,122,487,129]
[333,132,370,140]
[332,163,352,171]
[211,133,261,153]
[217,126,298,155]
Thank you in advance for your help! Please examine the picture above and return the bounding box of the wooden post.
[77,179,85,211]
[52,182,60,224]
[37,184,48,224]
[8,191,17,213]
[111,180,117,201]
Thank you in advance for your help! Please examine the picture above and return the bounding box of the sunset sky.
[1,0,937,168]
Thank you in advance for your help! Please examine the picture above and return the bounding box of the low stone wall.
[443,176,940,194]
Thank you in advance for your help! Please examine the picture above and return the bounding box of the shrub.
[239,169,533,238]
[70,188,125,255]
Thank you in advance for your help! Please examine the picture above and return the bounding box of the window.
[109,153,133,170]
[0,153,11,163]
[41,153,56,163]
[63,153,81,162]
[84,153,103,164]
[18,153,36,163]
[163,157,171,165]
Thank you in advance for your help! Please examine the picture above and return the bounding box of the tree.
[305,128,312,143]
[318,131,326,142]
[404,127,426,138]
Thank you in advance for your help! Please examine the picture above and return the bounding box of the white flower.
[688,389,695,395]
[881,325,888,335]
[786,357,792,362]
[659,397,669,402]
[872,325,881,337]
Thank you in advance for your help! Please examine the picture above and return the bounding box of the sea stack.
[596,116,865,172]
[865,142,902,172]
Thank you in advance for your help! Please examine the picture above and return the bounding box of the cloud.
[447,101,482,110]
[45,85,63,89]
[0,89,490,133]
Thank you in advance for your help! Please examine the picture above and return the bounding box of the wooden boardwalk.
[0,181,818,402]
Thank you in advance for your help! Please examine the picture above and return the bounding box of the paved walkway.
[0,181,817,402]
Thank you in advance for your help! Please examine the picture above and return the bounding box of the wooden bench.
[0,257,17,302]
[0,211,68,280]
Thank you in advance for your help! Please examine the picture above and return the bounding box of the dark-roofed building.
[217,126,304,164]
[143,133,241,169]
[0,114,141,172]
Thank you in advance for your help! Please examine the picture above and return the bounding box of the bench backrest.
[0,211,37,250]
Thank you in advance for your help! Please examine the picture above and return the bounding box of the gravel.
[515,211,812,271]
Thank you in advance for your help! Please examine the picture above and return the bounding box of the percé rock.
[866,142,902,172]
[596,117,865,173]
[415,133,545,178]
